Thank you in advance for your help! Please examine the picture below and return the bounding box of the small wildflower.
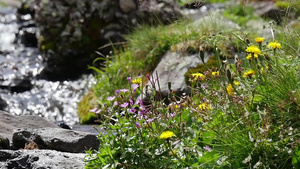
[132,78,142,84]
[246,54,252,60]
[246,45,261,54]
[120,89,129,93]
[120,102,129,108]
[130,108,136,113]
[243,70,255,78]
[254,54,258,58]
[212,71,219,77]
[255,37,264,43]
[233,81,239,86]
[160,131,175,139]
[198,102,211,111]
[190,73,206,82]
[268,41,281,49]
[115,90,120,95]
[127,77,131,83]
[95,109,101,114]
[113,101,118,106]
[136,122,141,128]
[203,145,212,152]
[89,107,98,113]
[170,113,176,118]
[107,96,116,101]
[227,84,234,95]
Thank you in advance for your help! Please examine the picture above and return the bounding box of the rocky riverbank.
[0,110,100,168]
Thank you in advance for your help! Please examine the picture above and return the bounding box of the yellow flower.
[254,54,258,58]
[212,71,219,77]
[198,102,211,111]
[190,73,206,81]
[268,41,281,49]
[246,45,261,54]
[246,54,252,60]
[255,37,264,43]
[233,81,239,86]
[132,78,142,84]
[227,84,234,95]
[160,131,175,139]
[243,70,255,78]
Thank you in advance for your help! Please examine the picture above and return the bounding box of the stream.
[0,7,95,126]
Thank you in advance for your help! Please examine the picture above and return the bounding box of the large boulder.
[141,51,211,103]
[0,149,86,169]
[12,128,99,153]
[0,111,59,143]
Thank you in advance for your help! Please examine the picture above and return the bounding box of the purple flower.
[170,113,176,118]
[146,74,150,80]
[116,90,120,95]
[131,84,139,93]
[95,109,101,114]
[146,118,154,123]
[120,102,129,108]
[136,122,141,128]
[203,146,212,152]
[130,96,134,106]
[127,77,132,83]
[120,89,129,93]
[130,108,136,113]
[113,101,118,106]
[138,98,144,107]
[107,96,116,101]
[89,107,98,113]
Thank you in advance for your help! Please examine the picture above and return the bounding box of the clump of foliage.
[85,31,300,168]
[79,13,246,123]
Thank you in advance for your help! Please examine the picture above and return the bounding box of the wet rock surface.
[0,149,86,169]
[13,128,99,153]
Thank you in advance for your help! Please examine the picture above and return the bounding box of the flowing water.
[0,7,95,125]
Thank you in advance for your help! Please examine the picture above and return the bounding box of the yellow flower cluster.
[132,78,142,84]
[246,45,261,55]
[198,102,211,111]
[243,70,255,78]
[227,84,234,95]
[268,41,281,49]
[255,37,264,43]
[190,73,206,81]
[160,131,175,139]
[233,81,239,86]
[212,71,219,77]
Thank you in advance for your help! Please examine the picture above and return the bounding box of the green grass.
[84,2,300,168]
[79,13,253,123]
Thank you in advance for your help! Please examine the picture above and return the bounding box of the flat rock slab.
[0,111,59,142]
[0,149,86,169]
[13,128,100,153]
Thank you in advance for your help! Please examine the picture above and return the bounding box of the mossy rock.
[184,56,219,85]
[77,90,98,124]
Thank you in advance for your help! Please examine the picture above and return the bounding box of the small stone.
[119,0,137,13]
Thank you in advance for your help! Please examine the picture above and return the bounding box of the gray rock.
[0,111,59,142]
[0,149,86,169]
[119,0,137,13]
[13,128,99,153]
[250,1,283,24]
[142,51,211,102]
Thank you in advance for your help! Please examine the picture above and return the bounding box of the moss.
[184,56,219,85]
[77,90,98,124]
